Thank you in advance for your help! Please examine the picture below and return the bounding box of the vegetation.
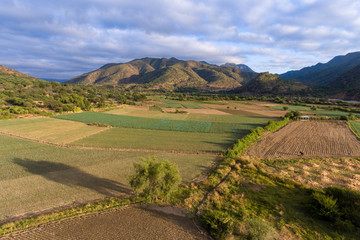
[70,127,239,153]
[54,112,270,133]
[349,121,360,138]
[0,71,146,118]
[128,157,181,202]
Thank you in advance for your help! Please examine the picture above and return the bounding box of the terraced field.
[245,121,360,159]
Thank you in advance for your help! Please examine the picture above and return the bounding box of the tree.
[128,157,181,202]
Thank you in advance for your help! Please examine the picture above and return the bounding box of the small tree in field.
[128,156,181,202]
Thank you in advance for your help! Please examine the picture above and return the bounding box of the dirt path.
[1,206,209,240]
[245,121,360,159]
[0,131,219,156]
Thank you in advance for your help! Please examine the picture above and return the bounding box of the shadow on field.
[13,158,131,196]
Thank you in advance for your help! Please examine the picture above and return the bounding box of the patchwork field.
[54,112,272,133]
[70,127,238,153]
[0,118,104,144]
[0,134,215,221]
[245,121,360,159]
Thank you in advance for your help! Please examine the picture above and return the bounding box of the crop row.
[54,112,249,133]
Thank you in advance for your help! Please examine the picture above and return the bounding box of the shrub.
[200,210,234,239]
[245,217,276,240]
[128,157,181,203]
[312,192,339,220]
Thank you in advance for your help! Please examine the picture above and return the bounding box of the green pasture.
[0,118,103,144]
[71,127,239,152]
[350,121,360,136]
[0,134,215,221]
[54,112,270,133]
[313,109,360,118]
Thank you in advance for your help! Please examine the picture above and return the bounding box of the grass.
[0,118,104,144]
[54,112,271,133]
[0,134,215,221]
[270,105,311,111]
[70,127,240,153]
[349,121,360,137]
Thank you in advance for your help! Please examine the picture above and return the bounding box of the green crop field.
[313,109,360,118]
[71,127,239,152]
[0,134,215,221]
[54,112,270,133]
[350,121,360,136]
[270,105,311,111]
[0,118,104,144]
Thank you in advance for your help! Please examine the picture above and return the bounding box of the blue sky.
[1,0,359,79]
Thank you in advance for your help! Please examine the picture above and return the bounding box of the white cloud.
[0,0,359,77]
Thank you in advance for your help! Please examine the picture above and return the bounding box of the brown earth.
[1,205,208,240]
[245,121,360,159]
[202,103,285,117]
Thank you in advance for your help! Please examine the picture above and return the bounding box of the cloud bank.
[0,0,359,79]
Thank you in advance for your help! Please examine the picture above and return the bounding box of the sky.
[0,0,359,79]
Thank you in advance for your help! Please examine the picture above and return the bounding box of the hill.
[0,65,38,80]
[326,65,360,100]
[220,63,255,72]
[280,51,360,85]
[68,58,258,92]
[235,72,307,95]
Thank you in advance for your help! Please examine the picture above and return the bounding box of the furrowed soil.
[1,206,208,240]
[245,121,360,159]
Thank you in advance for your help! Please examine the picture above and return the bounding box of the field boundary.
[0,131,219,156]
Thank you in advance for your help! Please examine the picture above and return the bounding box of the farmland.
[245,121,360,159]
[0,134,215,221]
[70,127,238,153]
[54,111,272,133]
[0,118,105,144]
[350,120,360,136]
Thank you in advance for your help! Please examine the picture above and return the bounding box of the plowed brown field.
[245,121,360,159]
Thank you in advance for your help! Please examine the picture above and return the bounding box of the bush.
[200,210,234,239]
[312,192,339,220]
[245,217,276,240]
[128,157,181,203]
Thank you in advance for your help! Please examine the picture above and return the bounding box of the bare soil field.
[1,206,208,240]
[245,121,360,159]
[202,103,285,117]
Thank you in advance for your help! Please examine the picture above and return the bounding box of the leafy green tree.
[128,157,181,202]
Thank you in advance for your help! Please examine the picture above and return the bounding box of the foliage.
[128,157,181,202]
[245,218,276,240]
[86,122,111,127]
[312,192,339,219]
[0,72,146,118]
[200,210,234,239]
[284,110,301,119]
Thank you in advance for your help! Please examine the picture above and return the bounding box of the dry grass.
[264,157,360,190]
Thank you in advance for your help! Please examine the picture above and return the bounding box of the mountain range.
[68,58,258,92]
[1,51,360,100]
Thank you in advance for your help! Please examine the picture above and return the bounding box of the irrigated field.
[54,112,271,133]
[0,134,215,221]
[70,127,238,153]
[245,121,360,159]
